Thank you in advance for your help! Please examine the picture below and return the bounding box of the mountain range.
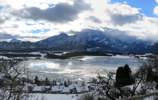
[0,29,155,54]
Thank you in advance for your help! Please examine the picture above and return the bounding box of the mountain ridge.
[0,29,154,54]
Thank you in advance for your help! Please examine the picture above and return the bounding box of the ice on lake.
[18,55,142,80]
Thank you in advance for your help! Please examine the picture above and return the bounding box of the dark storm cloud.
[0,18,5,24]
[0,33,17,39]
[13,0,91,23]
[0,16,10,24]
[88,16,102,23]
[110,13,143,25]
[0,4,11,24]
[0,33,46,41]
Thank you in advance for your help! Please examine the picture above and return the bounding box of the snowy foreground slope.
[29,93,80,100]
[29,93,156,100]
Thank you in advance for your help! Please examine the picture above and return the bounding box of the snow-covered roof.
[32,86,49,92]
[0,74,5,79]
[51,86,63,92]
[62,87,70,93]
[33,86,43,92]
[0,56,9,59]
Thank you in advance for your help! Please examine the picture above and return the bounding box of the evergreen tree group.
[34,76,40,86]
[115,64,135,87]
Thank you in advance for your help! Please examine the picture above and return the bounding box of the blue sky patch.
[111,0,157,17]
[31,29,50,34]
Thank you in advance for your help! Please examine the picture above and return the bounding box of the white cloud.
[0,0,74,9]
[0,0,158,42]
[105,3,142,25]
[154,6,158,16]
[13,0,91,23]
[107,3,140,15]
[111,17,158,41]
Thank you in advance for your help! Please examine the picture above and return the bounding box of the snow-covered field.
[29,93,80,100]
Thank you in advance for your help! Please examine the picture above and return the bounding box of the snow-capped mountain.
[0,29,153,54]
[36,29,152,54]
[9,38,22,43]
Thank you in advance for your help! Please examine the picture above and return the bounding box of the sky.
[0,0,158,42]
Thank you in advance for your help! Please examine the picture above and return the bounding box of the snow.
[29,93,79,100]
[112,55,134,59]
[23,83,33,91]
[51,86,63,93]
[144,96,155,100]
[32,86,50,92]
[32,86,44,92]
[0,56,9,59]
[62,87,70,93]
[78,87,88,93]
[50,84,89,93]
[0,73,5,79]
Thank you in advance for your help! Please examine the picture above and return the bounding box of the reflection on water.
[18,55,142,80]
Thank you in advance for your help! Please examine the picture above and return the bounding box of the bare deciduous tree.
[0,59,27,100]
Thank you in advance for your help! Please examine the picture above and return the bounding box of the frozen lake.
[18,55,143,80]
